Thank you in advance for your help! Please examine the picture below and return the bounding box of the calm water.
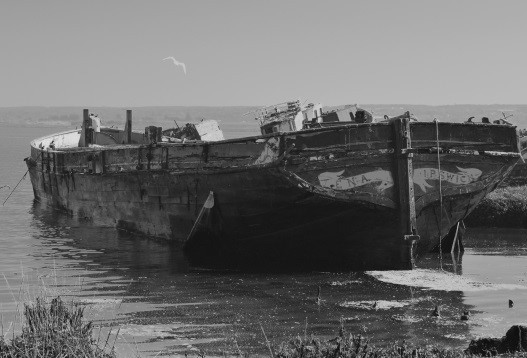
[0,124,526,357]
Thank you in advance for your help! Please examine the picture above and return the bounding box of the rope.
[3,171,29,206]
[435,119,443,270]
[3,151,43,206]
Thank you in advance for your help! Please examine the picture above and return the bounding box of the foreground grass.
[275,324,527,358]
[465,185,527,228]
[275,332,463,358]
[0,297,114,358]
[1,295,525,358]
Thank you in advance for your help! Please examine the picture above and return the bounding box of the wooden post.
[99,151,105,174]
[145,126,162,144]
[393,114,420,268]
[82,109,91,147]
[450,222,460,253]
[125,110,132,144]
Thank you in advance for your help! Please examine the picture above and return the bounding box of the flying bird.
[162,57,187,75]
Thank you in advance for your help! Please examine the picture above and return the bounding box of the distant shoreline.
[2,104,527,130]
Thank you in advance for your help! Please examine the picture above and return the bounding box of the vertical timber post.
[82,109,91,147]
[125,110,132,144]
[393,113,420,269]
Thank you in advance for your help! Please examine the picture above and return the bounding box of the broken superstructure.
[253,100,374,135]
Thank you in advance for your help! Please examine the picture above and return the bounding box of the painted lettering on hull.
[413,167,482,191]
[318,167,482,192]
[318,170,393,191]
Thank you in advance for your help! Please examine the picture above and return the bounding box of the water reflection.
[31,203,191,272]
[416,250,464,275]
[23,203,510,356]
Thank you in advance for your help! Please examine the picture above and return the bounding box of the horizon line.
[2,103,527,109]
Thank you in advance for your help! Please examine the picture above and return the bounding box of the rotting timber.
[26,105,522,270]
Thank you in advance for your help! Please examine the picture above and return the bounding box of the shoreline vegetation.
[0,297,115,358]
[465,184,527,228]
[1,297,526,358]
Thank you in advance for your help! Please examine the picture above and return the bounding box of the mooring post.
[82,109,92,147]
[145,126,160,144]
[125,110,132,144]
[393,114,420,268]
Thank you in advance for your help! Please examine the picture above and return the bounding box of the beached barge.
[26,104,522,270]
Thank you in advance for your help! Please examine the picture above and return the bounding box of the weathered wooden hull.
[26,121,521,270]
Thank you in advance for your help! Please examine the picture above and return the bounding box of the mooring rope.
[434,119,444,270]
[3,171,28,206]
[3,151,43,206]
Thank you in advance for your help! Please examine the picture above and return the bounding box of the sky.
[1,0,526,107]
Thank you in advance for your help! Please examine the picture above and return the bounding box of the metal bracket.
[404,234,420,242]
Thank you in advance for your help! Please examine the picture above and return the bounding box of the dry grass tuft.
[0,296,114,358]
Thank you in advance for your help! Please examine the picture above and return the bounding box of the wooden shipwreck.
[26,103,522,270]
